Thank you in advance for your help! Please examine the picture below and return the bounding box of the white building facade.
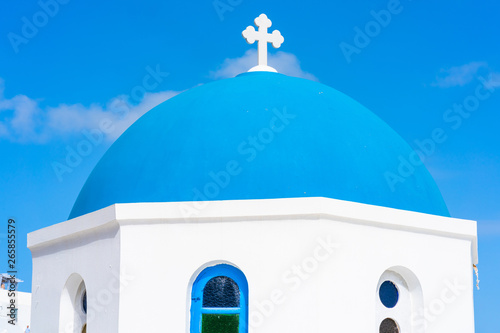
[28,198,477,333]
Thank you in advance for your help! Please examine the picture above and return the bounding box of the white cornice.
[28,197,478,263]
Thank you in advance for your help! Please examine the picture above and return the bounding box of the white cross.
[242,14,284,73]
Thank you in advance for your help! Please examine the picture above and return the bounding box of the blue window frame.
[190,264,248,333]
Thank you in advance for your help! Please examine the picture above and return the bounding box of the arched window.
[59,273,87,333]
[376,267,424,333]
[190,264,248,333]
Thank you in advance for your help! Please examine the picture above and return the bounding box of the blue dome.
[69,72,449,219]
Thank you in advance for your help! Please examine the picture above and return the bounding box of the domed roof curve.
[69,72,449,219]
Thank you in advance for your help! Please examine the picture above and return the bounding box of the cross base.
[248,65,278,73]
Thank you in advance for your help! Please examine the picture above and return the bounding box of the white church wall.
[28,197,477,333]
[114,198,476,333]
[28,214,121,333]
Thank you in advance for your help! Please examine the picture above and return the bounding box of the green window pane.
[202,314,239,333]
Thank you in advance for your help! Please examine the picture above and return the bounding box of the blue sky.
[0,0,499,330]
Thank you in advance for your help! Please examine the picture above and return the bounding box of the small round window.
[379,318,399,333]
[379,280,399,308]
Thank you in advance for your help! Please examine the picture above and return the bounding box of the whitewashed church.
[26,14,478,333]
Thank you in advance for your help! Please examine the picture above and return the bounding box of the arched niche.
[59,273,87,333]
[376,266,424,333]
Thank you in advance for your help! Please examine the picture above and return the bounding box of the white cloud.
[0,79,45,143]
[210,49,318,81]
[1,52,317,144]
[0,78,181,144]
[432,61,488,88]
[104,90,180,141]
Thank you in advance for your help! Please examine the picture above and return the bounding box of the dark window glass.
[82,291,87,314]
[379,281,399,308]
[379,318,399,333]
[202,314,239,333]
[203,276,240,307]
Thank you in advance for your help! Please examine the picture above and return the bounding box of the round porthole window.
[379,280,399,308]
[379,318,399,333]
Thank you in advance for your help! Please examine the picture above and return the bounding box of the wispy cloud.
[0,78,180,144]
[210,49,318,81]
[432,61,488,88]
[0,91,42,142]
[0,52,318,144]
